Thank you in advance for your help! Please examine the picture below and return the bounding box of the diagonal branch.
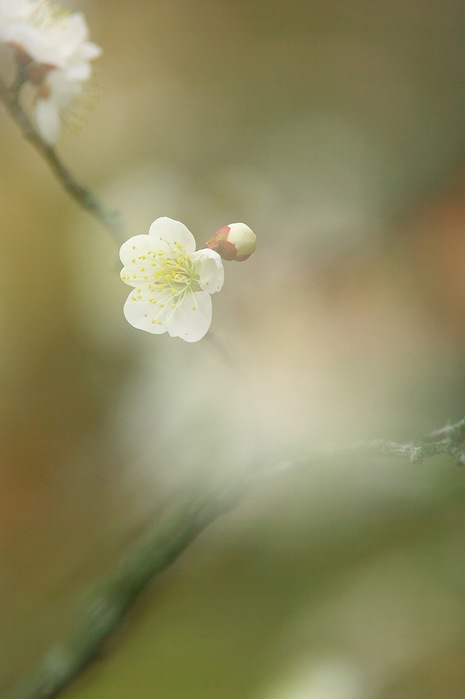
[370,417,465,465]
[0,76,124,241]
[2,420,464,699]
[2,485,243,699]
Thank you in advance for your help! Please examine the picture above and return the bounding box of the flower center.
[123,238,202,324]
[148,241,200,300]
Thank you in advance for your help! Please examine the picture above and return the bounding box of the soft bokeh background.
[3,0,465,697]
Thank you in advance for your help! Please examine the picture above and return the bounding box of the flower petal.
[190,248,224,293]
[45,68,83,106]
[123,289,173,335]
[119,234,157,266]
[35,97,60,145]
[74,40,103,62]
[64,61,92,81]
[52,12,89,59]
[13,23,63,65]
[0,3,102,69]
[120,263,145,288]
[166,289,212,342]
[148,217,196,255]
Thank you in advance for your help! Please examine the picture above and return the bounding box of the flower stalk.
[0,0,121,238]
[0,72,124,240]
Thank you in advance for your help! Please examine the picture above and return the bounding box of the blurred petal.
[35,97,59,145]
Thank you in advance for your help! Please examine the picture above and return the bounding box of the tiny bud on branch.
[206,222,256,261]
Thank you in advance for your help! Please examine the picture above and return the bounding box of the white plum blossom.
[0,0,101,69]
[0,0,102,144]
[120,217,225,343]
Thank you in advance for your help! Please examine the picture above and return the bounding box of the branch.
[2,485,243,699]
[3,419,465,699]
[366,417,465,466]
[0,76,124,241]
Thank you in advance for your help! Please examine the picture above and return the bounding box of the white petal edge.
[57,13,89,58]
[123,294,170,335]
[119,234,158,265]
[74,41,103,62]
[64,61,92,82]
[190,248,224,293]
[35,97,59,145]
[148,217,196,255]
[13,24,65,66]
[167,290,212,342]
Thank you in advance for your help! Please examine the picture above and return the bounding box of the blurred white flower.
[0,0,101,69]
[120,217,224,343]
[0,0,102,144]
[265,660,364,699]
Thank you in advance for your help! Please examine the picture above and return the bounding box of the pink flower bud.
[206,223,256,262]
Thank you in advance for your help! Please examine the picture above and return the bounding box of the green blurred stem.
[2,425,465,699]
[367,417,465,466]
[3,485,243,699]
[0,75,124,241]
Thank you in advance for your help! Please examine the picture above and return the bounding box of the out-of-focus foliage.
[3,0,465,697]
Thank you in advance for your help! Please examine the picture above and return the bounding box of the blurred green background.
[3,0,465,697]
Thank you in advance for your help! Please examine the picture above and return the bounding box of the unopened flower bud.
[206,223,256,261]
